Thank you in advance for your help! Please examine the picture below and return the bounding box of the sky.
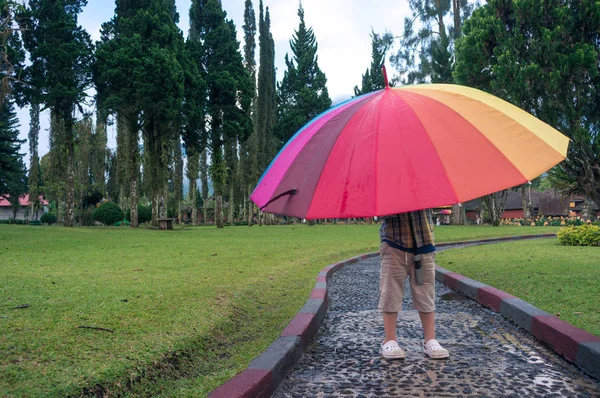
[17,0,414,164]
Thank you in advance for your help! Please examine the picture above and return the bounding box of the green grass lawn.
[0,224,561,397]
[437,239,600,336]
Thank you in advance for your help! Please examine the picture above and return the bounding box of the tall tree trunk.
[174,140,183,225]
[452,0,461,39]
[435,0,446,38]
[521,185,531,223]
[228,183,234,224]
[128,116,139,227]
[64,145,75,227]
[130,177,138,227]
[63,114,75,227]
[116,113,128,211]
[186,149,199,226]
[28,103,40,220]
[582,198,595,220]
[215,193,223,228]
[56,198,61,224]
[94,111,108,196]
[162,180,169,219]
[201,148,209,225]
[483,190,508,226]
[247,194,254,226]
[190,178,197,226]
[451,204,461,225]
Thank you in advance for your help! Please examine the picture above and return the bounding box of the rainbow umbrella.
[251,74,569,219]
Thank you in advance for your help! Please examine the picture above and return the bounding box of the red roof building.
[0,194,49,220]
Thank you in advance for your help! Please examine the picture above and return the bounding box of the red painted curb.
[444,272,466,290]
[209,234,568,397]
[281,313,316,345]
[208,369,273,398]
[477,286,515,312]
[532,316,600,362]
[310,288,326,299]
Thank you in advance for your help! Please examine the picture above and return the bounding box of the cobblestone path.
[274,254,600,398]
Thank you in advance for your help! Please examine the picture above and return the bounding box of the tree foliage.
[276,2,331,148]
[190,0,252,228]
[22,0,93,227]
[354,30,394,96]
[454,0,600,209]
[392,0,473,84]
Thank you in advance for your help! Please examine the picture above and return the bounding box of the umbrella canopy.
[251,83,569,219]
[439,209,452,215]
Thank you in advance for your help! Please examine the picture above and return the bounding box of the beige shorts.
[378,242,436,313]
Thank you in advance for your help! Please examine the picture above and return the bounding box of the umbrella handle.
[259,189,298,211]
[414,254,423,285]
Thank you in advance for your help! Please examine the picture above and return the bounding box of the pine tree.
[276,2,331,149]
[0,98,25,198]
[354,30,394,96]
[24,0,93,227]
[2,0,30,213]
[1,0,25,105]
[241,0,257,226]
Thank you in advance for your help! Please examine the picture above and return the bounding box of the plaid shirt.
[380,210,435,254]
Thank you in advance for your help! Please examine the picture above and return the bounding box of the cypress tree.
[27,103,40,218]
[181,37,206,226]
[24,0,93,227]
[134,0,185,225]
[276,2,331,149]
[241,0,257,225]
[1,0,28,211]
[94,1,147,227]
[354,30,394,96]
[189,0,252,228]
[0,98,26,199]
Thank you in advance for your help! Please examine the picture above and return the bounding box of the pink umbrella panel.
[251,84,569,219]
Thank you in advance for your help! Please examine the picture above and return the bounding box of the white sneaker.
[424,339,449,359]
[381,340,406,359]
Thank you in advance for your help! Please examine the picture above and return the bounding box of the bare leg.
[383,311,398,343]
[419,311,435,342]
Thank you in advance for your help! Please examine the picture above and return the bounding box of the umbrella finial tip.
[382,65,389,89]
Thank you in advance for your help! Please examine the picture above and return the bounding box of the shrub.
[40,213,57,225]
[125,205,152,224]
[76,208,95,226]
[93,202,124,226]
[557,225,600,246]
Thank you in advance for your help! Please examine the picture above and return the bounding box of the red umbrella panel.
[251,84,569,219]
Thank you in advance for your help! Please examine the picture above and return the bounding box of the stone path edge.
[208,233,599,397]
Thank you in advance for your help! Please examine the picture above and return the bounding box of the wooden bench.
[157,218,175,230]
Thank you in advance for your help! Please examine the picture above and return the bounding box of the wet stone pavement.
[273,254,600,398]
